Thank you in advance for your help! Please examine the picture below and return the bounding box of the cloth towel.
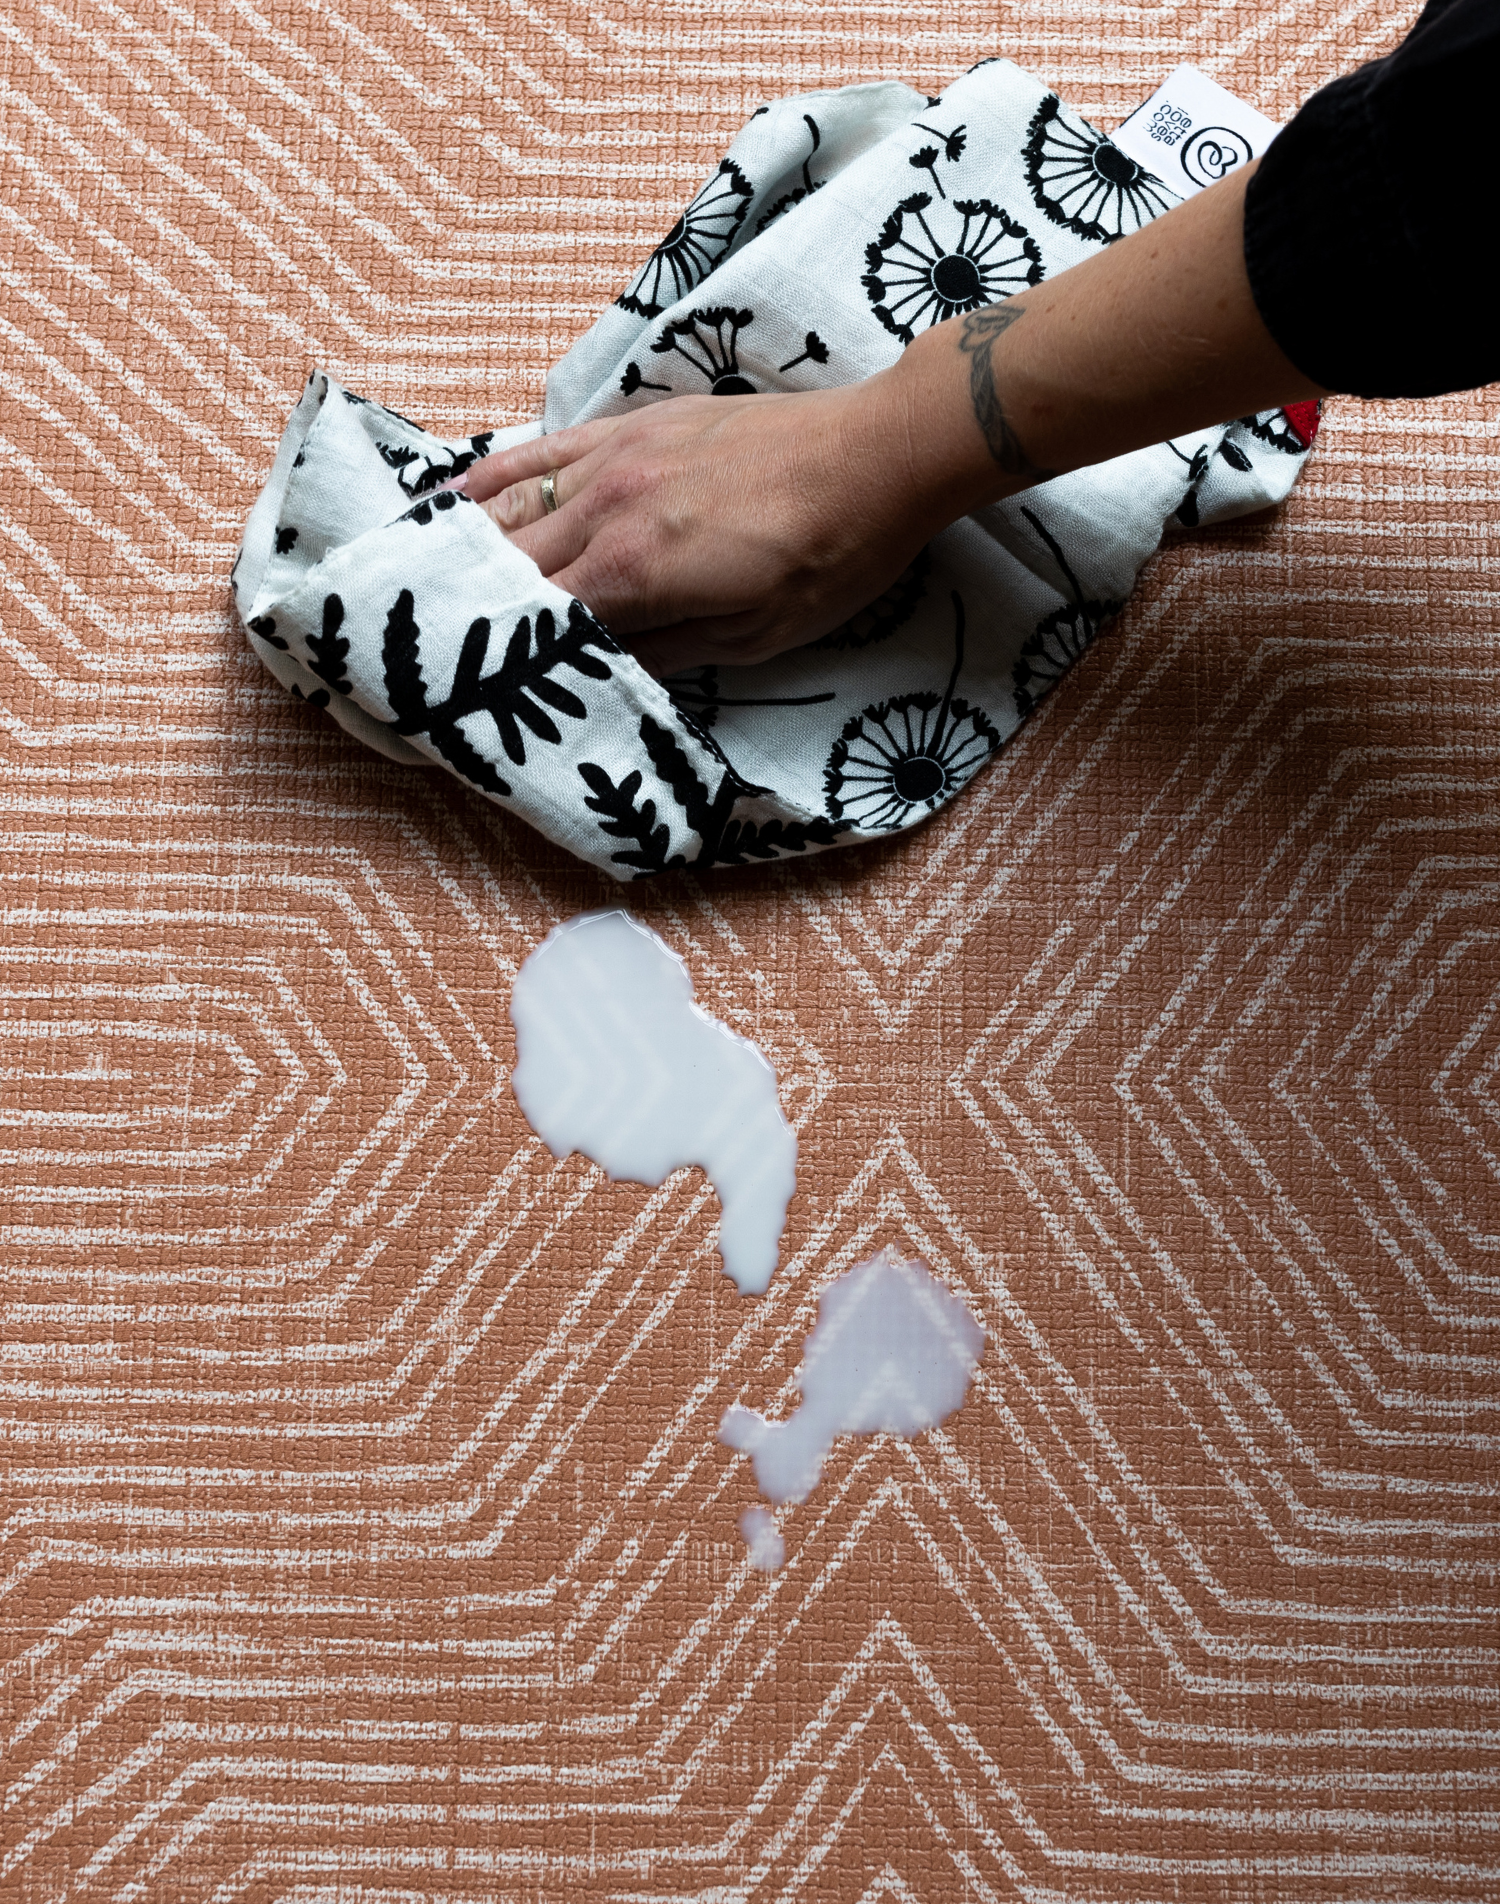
[233,58,1315,879]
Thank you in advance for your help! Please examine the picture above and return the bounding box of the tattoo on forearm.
[957,303,1056,481]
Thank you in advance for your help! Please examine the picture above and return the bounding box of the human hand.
[452,375,951,678]
[453,164,1322,680]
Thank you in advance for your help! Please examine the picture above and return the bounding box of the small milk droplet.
[510,910,797,1294]
[739,1506,785,1572]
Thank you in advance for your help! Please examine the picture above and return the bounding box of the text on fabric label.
[1110,63,1281,200]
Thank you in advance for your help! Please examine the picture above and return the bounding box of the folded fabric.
[233,59,1316,880]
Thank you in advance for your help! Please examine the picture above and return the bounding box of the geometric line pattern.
[4,0,1500,1897]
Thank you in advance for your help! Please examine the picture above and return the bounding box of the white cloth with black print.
[233,60,1314,879]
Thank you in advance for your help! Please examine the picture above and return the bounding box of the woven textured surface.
[4,1,1499,1896]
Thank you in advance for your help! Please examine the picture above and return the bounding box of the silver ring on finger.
[541,467,561,515]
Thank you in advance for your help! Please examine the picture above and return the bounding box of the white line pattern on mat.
[5,0,1500,1897]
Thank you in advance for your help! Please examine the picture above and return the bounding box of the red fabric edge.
[1283,398,1322,447]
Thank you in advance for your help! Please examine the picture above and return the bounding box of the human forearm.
[877,158,1326,528]
[458,159,1327,674]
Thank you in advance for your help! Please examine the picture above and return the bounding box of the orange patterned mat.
[4,1,1499,1896]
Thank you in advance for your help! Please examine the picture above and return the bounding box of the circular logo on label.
[1180,125,1254,187]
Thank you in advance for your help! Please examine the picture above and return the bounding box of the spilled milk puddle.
[510,910,985,1570]
[510,909,796,1294]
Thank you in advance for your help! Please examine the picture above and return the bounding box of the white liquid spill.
[510,910,796,1295]
[739,1506,785,1572]
[720,1247,985,1515]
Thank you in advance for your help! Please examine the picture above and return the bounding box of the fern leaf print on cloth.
[235,59,1317,880]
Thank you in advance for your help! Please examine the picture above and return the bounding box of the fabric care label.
[1111,64,1281,199]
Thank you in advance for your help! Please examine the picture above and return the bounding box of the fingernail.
[436,471,469,493]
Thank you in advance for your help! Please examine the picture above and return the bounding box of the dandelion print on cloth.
[234,60,1317,880]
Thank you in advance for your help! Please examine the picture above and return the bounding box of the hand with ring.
[451,376,955,679]
[448,164,1324,678]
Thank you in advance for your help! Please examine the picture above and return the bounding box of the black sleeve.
[1243,0,1500,400]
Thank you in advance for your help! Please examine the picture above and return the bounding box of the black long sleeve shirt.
[1243,0,1498,399]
